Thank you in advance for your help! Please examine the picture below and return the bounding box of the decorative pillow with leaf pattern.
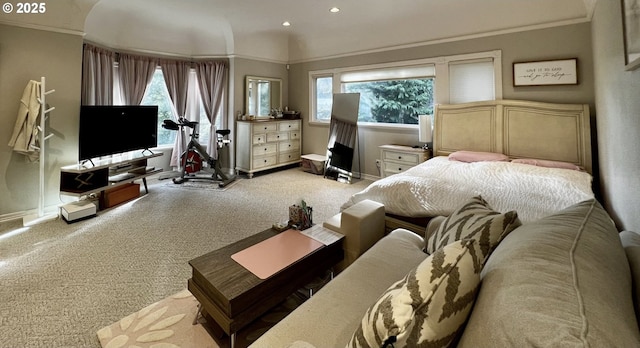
[346,239,481,348]
[426,196,521,269]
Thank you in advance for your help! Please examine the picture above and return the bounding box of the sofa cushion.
[619,230,640,326]
[347,239,480,348]
[249,229,428,348]
[426,196,521,268]
[457,199,640,347]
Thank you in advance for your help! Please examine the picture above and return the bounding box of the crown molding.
[0,19,85,36]
[288,18,591,64]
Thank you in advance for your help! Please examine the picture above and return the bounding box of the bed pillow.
[426,196,521,268]
[448,150,509,162]
[511,158,582,171]
[347,239,481,348]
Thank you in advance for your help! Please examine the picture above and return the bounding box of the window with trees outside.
[309,50,501,127]
[138,69,218,147]
[114,67,216,148]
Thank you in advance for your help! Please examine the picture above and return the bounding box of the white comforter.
[342,156,594,223]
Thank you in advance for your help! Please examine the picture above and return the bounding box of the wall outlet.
[375,159,381,167]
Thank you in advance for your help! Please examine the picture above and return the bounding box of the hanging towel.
[8,80,41,162]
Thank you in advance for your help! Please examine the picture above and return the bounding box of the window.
[116,68,218,148]
[448,59,495,104]
[141,69,176,146]
[309,50,502,126]
[314,76,334,122]
[341,65,435,125]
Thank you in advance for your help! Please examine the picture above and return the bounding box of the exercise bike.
[162,118,235,187]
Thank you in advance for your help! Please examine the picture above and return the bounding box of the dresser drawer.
[267,132,289,142]
[382,162,413,175]
[279,140,300,152]
[279,121,300,131]
[279,152,300,163]
[383,150,420,165]
[252,134,266,144]
[253,143,277,156]
[254,123,277,133]
[253,155,277,169]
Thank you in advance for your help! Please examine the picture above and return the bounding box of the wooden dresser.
[235,119,301,178]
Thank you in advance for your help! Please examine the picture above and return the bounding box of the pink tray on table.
[231,229,324,279]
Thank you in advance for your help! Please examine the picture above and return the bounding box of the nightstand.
[379,145,430,178]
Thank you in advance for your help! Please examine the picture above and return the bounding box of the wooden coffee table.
[188,228,344,347]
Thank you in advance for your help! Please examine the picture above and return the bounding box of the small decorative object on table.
[289,200,313,230]
[272,220,290,232]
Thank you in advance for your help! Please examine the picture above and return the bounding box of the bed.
[342,99,594,232]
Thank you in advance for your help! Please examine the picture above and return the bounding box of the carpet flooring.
[0,168,371,348]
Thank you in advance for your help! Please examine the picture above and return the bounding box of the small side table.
[379,144,430,178]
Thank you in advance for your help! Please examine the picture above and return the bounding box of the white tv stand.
[60,152,163,196]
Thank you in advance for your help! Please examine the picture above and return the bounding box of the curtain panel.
[195,60,228,158]
[118,53,158,105]
[159,59,191,167]
[81,44,115,105]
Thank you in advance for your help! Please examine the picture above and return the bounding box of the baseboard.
[360,173,380,181]
[0,211,28,224]
[0,205,60,224]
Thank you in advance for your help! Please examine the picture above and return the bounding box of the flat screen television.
[79,105,158,161]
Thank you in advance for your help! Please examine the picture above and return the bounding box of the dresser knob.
[398,156,402,159]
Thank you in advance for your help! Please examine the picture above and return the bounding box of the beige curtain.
[159,59,191,167]
[118,53,158,105]
[81,43,115,105]
[195,60,228,158]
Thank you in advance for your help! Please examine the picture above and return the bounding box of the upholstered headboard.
[433,99,592,174]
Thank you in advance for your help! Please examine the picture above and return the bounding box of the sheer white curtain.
[81,43,115,105]
[195,60,227,158]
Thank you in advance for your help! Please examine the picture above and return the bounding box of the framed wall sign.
[513,58,578,86]
[622,0,640,70]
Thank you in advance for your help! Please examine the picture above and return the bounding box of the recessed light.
[282,21,291,27]
[330,7,340,13]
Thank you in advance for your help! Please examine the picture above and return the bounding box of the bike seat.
[216,129,231,136]
[162,119,180,130]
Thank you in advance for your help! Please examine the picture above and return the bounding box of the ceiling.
[0,0,595,62]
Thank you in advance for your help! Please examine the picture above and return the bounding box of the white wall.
[591,0,640,231]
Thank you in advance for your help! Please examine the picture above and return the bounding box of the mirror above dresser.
[245,76,282,117]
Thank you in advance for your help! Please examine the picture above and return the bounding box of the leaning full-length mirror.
[245,76,282,117]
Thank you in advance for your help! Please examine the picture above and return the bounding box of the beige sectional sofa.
[250,198,640,347]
